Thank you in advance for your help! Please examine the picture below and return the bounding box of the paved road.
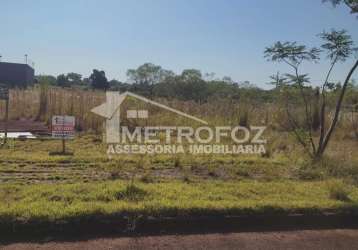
[2,230,358,250]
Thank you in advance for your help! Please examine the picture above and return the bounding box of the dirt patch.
[2,230,358,250]
[0,164,110,184]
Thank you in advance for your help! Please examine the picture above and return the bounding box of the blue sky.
[1,0,357,88]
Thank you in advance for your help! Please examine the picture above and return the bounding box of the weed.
[115,184,148,201]
[327,179,351,202]
[140,172,154,183]
[110,169,121,179]
[182,172,191,183]
[174,157,181,168]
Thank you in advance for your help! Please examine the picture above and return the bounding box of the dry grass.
[0,86,356,140]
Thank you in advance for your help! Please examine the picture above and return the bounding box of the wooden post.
[62,137,66,154]
[62,118,66,154]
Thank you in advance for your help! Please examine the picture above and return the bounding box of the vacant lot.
[0,134,357,239]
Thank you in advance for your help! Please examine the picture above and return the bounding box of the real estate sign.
[52,116,75,139]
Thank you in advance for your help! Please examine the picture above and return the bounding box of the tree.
[36,75,56,85]
[268,72,287,89]
[89,69,109,90]
[222,76,235,84]
[56,74,70,87]
[127,63,174,97]
[264,29,358,159]
[177,69,207,102]
[323,0,358,15]
[109,79,129,92]
[67,72,82,85]
[181,69,202,81]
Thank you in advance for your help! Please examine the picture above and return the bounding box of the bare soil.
[2,229,358,250]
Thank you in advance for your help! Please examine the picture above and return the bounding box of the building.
[0,62,34,88]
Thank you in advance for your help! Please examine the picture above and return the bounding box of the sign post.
[0,84,9,146]
[52,116,75,154]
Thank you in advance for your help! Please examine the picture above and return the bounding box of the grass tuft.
[327,179,351,202]
[115,184,148,202]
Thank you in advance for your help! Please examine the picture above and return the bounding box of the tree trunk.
[315,59,358,158]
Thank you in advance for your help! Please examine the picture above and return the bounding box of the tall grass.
[0,86,355,140]
[0,86,105,132]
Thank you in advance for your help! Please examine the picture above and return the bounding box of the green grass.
[0,179,357,224]
[0,135,297,184]
[0,134,358,228]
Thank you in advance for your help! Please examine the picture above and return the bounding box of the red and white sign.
[52,116,75,139]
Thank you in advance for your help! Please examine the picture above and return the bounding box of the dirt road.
[2,229,358,250]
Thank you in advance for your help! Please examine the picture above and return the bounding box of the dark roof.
[0,61,34,70]
[0,62,35,87]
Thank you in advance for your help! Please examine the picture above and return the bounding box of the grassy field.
[1,180,358,223]
[0,134,357,232]
[0,87,357,234]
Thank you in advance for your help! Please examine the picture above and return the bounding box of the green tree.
[323,0,358,15]
[67,72,82,85]
[265,29,358,159]
[109,79,129,91]
[89,69,109,90]
[36,75,56,85]
[127,63,174,97]
[177,69,207,102]
[56,74,70,87]
[181,69,202,81]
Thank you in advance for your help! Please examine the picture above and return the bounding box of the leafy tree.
[82,77,91,86]
[89,69,109,90]
[67,72,82,85]
[36,75,56,85]
[127,63,174,97]
[323,0,358,15]
[222,76,235,84]
[176,69,207,102]
[109,79,129,92]
[56,74,70,87]
[268,72,288,89]
[181,69,202,81]
[265,29,358,159]
[152,75,177,98]
[206,80,239,99]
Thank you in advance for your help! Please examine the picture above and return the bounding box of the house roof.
[0,62,34,70]
[91,91,208,125]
